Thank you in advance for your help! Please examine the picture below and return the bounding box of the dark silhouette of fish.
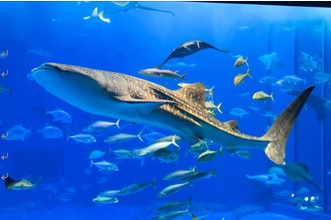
[30,62,314,165]
[282,162,324,193]
[287,89,329,122]
[157,40,230,68]
[110,2,175,16]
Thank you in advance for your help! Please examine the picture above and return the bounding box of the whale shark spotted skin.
[30,63,314,165]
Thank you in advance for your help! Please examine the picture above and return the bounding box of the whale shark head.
[30,63,175,122]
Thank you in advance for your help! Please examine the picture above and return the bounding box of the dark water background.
[0,2,330,219]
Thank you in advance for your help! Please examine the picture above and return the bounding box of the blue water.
[0,2,331,219]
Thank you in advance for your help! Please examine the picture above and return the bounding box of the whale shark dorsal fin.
[176,83,206,109]
[225,120,239,132]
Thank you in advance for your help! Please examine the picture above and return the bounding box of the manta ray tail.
[262,86,315,165]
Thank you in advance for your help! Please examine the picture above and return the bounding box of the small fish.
[180,169,216,182]
[192,214,198,220]
[282,75,305,85]
[90,160,118,172]
[252,91,274,102]
[0,85,12,94]
[46,109,72,123]
[5,176,41,190]
[38,125,63,139]
[259,76,278,85]
[157,197,192,213]
[98,189,121,198]
[165,62,197,68]
[134,135,179,157]
[178,83,215,97]
[88,150,105,160]
[118,178,156,196]
[93,196,118,204]
[313,72,330,84]
[104,130,144,143]
[153,147,179,163]
[83,7,111,23]
[234,68,252,85]
[153,209,190,220]
[27,48,53,57]
[156,182,192,198]
[205,101,222,114]
[234,150,253,159]
[5,124,32,141]
[197,148,222,162]
[111,148,137,159]
[234,56,249,67]
[67,134,96,143]
[83,119,120,133]
[229,108,249,118]
[163,166,196,181]
[139,68,187,80]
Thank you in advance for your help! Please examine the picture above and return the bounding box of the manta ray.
[30,63,314,165]
[157,40,230,68]
[5,176,41,190]
[287,89,330,122]
[258,52,284,70]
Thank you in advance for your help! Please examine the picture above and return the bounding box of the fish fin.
[180,73,188,82]
[224,120,239,132]
[91,7,98,16]
[246,68,253,78]
[98,10,111,23]
[82,15,91,20]
[270,93,275,102]
[150,177,157,188]
[34,176,42,186]
[5,176,18,190]
[217,102,222,114]
[263,86,315,165]
[137,130,144,142]
[245,56,249,67]
[171,135,180,148]
[115,119,121,130]
[175,83,206,109]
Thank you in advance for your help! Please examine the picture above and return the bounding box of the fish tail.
[247,68,253,78]
[270,93,275,102]
[245,56,249,67]
[171,135,180,148]
[90,160,94,168]
[150,177,157,188]
[137,130,144,142]
[217,102,222,114]
[115,119,121,130]
[35,176,42,186]
[262,86,315,165]
[181,73,188,82]
[211,169,217,178]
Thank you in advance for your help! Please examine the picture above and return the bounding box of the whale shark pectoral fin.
[114,96,176,117]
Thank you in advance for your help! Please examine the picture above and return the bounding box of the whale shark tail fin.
[262,86,315,165]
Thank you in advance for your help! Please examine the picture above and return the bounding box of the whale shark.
[30,63,314,165]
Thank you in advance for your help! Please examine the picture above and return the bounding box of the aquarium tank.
[0,1,331,220]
